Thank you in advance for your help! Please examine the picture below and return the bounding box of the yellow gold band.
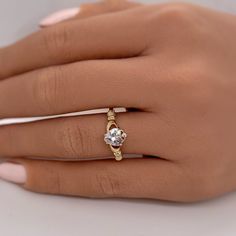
[104,109,127,161]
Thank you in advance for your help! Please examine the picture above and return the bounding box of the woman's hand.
[1,1,236,202]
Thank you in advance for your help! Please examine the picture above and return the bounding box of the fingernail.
[40,7,80,27]
[0,163,26,184]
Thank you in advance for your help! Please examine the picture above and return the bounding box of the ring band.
[104,109,127,161]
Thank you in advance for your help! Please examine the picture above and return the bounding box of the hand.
[0,1,236,202]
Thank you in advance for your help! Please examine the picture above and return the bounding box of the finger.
[0,112,150,160]
[75,0,142,20]
[40,1,142,27]
[40,8,80,27]
[0,58,144,118]
[1,158,189,201]
[0,6,147,79]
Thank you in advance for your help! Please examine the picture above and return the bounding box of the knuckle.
[189,73,214,113]
[148,3,196,34]
[185,182,217,203]
[41,25,72,59]
[59,119,92,158]
[33,67,64,113]
[159,3,194,22]
[188,74,213,111]
[179,168,220,202]
[166,61,213,114]
[94,172,122,197]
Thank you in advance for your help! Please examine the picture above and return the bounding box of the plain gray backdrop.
[0,1,236,236]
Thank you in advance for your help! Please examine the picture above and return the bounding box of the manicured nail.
[0,163,26,184]
[40,7,80,27]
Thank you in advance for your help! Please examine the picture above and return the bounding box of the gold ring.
[104,109,127,161]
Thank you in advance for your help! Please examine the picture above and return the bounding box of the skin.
[1,0,236,202]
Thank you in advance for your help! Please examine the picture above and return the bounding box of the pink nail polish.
[0,163,26,184]
[40,7,80,27]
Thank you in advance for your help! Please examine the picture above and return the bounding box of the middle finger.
[0,58,144,119]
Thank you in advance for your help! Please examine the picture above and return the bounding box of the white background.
[1,0,236,236]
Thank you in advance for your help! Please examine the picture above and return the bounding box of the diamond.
[104,128,127,147]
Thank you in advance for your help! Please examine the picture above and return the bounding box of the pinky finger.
[0,158,194,202]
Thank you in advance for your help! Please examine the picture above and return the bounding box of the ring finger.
[0,112,151,160]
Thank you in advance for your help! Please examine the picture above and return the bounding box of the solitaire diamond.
[104,128,127,147]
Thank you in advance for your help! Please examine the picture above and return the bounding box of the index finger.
[0,5,147,79]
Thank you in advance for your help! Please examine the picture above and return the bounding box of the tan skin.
[0,0,236,202]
